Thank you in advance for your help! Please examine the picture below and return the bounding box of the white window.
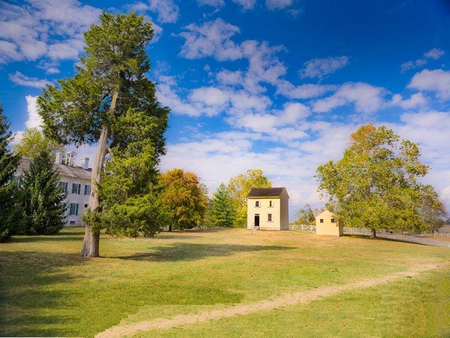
[255,201,260,207]
[268,214,273,222]
[72,183,81,194]
[69,203,79,216]
[84,184,91,195]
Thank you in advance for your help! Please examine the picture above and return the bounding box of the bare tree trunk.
[81,91,118,257]
[370,227,377,238]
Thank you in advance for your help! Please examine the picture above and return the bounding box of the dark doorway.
[254,214,260,227]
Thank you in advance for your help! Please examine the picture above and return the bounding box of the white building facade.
[16,155,92,226]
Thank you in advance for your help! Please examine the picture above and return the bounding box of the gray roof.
[247,187,287,198]
[17,157,92,180]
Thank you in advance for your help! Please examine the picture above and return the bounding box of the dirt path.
[96,264,439,338]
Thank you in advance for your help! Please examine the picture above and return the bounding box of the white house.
[15,154,92,226]
[247,187,289,230]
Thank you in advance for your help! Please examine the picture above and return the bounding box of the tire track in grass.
[96,264,440,338]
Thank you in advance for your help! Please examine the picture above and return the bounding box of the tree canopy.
[37,12,169,256]
[227,169,271,227]
[159,169,208,231]
[294,204,317,225]
[15,127,65,160]
[316,124,447,237]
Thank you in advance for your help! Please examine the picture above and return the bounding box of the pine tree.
[210,183,235,227]
[20,150,67,235]
[38,12,169,256]
[0,105,20,241]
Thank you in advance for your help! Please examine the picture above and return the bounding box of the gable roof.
[247,187,288,198]
[315,209,339,219]
[17,157,92,181]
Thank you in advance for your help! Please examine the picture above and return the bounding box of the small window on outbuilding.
[255,201,260,207]
[331,218,335,223]
[269,200,273,207]
[320,219,324,223]
[268,214,273,222]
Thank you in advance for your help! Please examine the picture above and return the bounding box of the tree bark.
[81,91,118,257]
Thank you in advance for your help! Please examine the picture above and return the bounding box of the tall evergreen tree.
[210,183,235,227]
[20,150,67,235]
[0,105,20,241]
[37,12,169,256]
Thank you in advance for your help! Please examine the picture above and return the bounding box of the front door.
[254,214,260,227]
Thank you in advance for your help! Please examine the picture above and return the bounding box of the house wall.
[61,175,91,226]
[315,210,343,236]
[247,192,289,231]
[279,190,289,230]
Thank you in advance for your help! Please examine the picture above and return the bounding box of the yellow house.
[247,187,289,230]
[315,210,343,236]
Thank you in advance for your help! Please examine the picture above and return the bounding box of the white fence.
[289,224,450,248]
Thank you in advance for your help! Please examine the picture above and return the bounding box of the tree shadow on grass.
[114,242,293,262]
[0,251,88,337]
[9,235,84,243]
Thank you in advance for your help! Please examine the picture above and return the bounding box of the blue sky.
[1,0,450,219]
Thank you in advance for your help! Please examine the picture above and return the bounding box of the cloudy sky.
[1,0,450,219]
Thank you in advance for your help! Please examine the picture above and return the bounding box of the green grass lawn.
[1,227,449,337]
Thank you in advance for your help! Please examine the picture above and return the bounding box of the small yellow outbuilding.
[315,210,343,237]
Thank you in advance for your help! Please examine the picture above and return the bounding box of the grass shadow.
[9,235,85,243]
[0,251,88,337]
[114,242,293,262]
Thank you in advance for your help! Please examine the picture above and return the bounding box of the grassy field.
[1,227,449,337]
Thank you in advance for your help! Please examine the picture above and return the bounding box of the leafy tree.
[294,204,316,225]
[15,127,65,160]
[210,183,236,227]
[20,149,67,235]
[316,124,447,237]
[84,110,168,238]
[227,169,271,227]
[159,169,207,231]
[0,105,21,241]
[37,12,169,256]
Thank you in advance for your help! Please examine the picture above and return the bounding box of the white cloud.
[424,48,445,60]
[408,69,450,100]
[0,0,100,64]
[312,82,386,114]
[231,0,257,10]
[276,81,336,99]
[300,56,350,79]
[197,0,225,7]
[390,92,427,109]
[25,95,43,129]
[266,0,293,10]
[401,48,445,72]
[9,72,52,88]
[148,0,179,23]
[190,87,229,106]
[179,19,242,60]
